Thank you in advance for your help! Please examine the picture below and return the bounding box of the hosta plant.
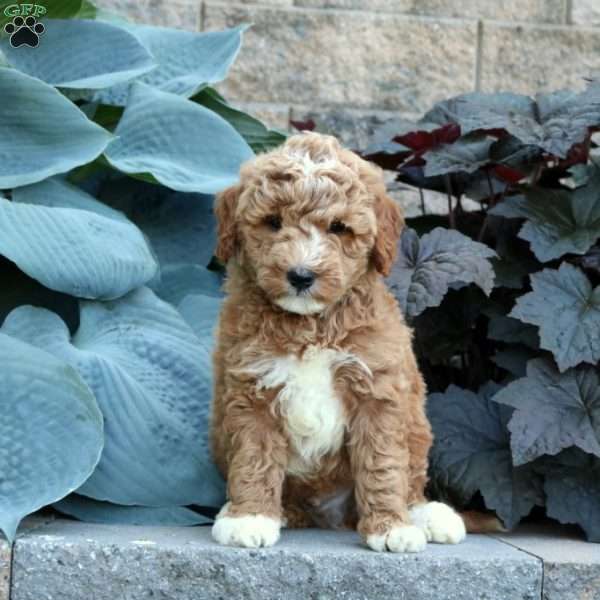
[0,1,285,541]
[363,84,600,541]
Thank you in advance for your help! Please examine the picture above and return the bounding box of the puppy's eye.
[329,220,349,235]
[264,215,282,231]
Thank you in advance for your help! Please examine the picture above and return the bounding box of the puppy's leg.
[349,395,426,553]
[282,504,314,529]
[212,392,287,549]
[406,409,466,545]
[409,502,466,544]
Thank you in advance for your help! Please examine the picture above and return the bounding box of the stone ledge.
[0,539,9,600]
[10,518,542,600]
[493,524,600,600]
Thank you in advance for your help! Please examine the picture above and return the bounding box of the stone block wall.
[96,0,600,145]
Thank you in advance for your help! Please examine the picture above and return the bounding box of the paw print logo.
[4,15,45,48]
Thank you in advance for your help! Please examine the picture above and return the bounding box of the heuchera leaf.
[54,495,211,526]
[541,449,600,542]
[490,166,600,262]
[362,120,460,171]
[494,358,600,465]
[423,133,494,177]
[427,383,543,529]
[387,227,496,318]
[0,333,103,542]
[511,264,600,371]
[0,19,155,89]
[424,91,533,135]
[0,67,111,188]
[491,346,535,378]
[394,121,461,154]
[412,288,485,364]
[424,88,600,158]
[2,289,225,508]
[487,315,539,349]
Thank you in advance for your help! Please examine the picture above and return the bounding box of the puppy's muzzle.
[287,267,316,292]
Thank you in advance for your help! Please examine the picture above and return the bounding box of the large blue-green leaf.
[0,333,103,542]
[177,292,221,353]
[101,178,217,266]
[387,228,496,318]
[154,264,223,305]
[98,178,217,267]
[1,178,157,300]
[54,495,211,526]
[0,20,155,89]
[146,262,223,355]
[192,87,287,154]
[0,68,112,188]
[104,84,253,193]
[2,288,225,507]
[94,25,246,105]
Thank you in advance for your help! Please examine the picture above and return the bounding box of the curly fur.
[210,132,466,551]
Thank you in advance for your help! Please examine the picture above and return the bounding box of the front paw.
[365,524,427,553]
[409,501,466,544]
[212,502,281,548]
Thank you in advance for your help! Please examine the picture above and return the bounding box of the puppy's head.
[215,132,403,315]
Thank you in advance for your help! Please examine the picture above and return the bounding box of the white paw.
[409,501,466,544]
[366,524,427,553]
[211,502,281,548]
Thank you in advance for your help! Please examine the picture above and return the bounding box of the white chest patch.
[246,346,368,477]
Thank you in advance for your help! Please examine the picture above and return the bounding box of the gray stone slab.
[0,539,9,600]
[11,519,541,600]
[0,514,55,600]
[494,523,600,600]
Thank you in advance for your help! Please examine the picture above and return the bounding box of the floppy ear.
[214,184,241,264]
[372,187,404,277]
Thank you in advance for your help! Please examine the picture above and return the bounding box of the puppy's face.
[215,133,403,315]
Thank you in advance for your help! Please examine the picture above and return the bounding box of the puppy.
[210,132,466,552]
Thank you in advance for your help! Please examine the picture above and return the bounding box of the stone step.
[6,518,600,600]
[9,518,544,600]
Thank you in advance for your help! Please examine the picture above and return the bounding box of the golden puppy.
[210,132,466,552]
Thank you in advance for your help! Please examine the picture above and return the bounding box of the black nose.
[287,268,316,292]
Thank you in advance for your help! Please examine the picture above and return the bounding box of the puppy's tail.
[460,510,506,533]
